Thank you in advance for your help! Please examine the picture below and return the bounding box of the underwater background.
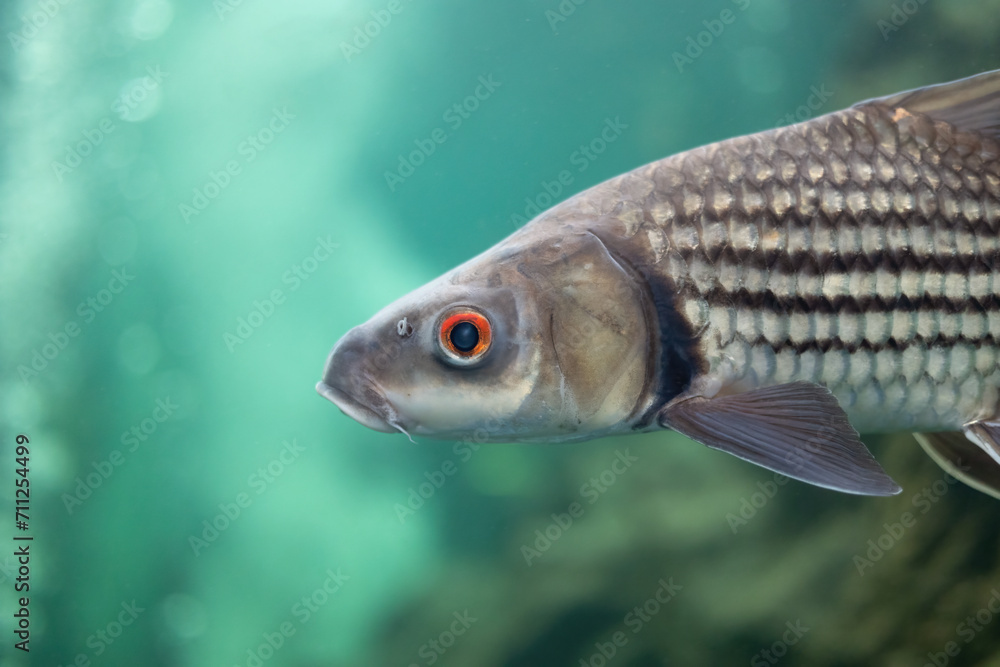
[2,0,1000,665]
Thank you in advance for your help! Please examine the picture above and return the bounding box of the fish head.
[317,230,654,442]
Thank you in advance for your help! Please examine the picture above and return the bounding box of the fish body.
[551,96,1000,435]
[319,69,1000,499]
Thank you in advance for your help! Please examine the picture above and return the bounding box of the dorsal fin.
[854,68,1000,140]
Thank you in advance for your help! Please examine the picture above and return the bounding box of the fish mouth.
[316,380,397,433]
[318,325,416,438]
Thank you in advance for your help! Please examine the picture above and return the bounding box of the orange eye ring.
[438,308,492,365]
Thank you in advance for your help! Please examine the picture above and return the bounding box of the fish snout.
[316,331,398,434]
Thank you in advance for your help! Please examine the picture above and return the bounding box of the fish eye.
[437,307,492,366]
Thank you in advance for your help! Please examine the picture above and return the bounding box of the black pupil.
[449,321,479,353]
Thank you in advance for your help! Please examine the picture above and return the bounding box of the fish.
[317,69,1000,499]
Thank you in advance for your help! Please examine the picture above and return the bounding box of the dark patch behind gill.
[637,270,703,427]
[587,231,702,428]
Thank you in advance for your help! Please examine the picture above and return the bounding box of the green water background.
[2,0,1000,665]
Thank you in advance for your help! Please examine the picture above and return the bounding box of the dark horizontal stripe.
[698,286,1000,316]
[696,286,999,354]
[752,331,997,356]
[676,239,1000,276]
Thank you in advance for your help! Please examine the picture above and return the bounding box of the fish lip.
[315,380,397,434]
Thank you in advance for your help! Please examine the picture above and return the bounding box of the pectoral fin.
[915,429,1000,501]
[659,381,901,496]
